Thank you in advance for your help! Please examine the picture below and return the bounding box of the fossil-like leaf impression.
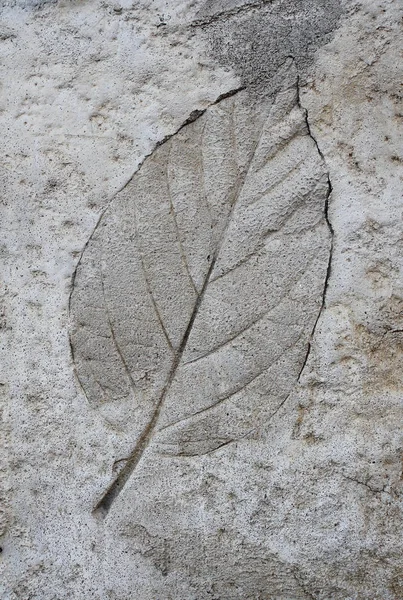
[69,65,331,514]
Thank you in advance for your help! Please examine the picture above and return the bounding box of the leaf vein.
[166,141,199,295]
[99,265,142,402]
[133,203,175,353]
[159,332,305,434]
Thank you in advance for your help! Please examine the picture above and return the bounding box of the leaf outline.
[69,61,331,517]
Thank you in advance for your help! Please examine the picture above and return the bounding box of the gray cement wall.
[1,1,403,598]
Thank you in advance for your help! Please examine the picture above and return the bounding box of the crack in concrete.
[342,473,390,497]
[296,73,334,383]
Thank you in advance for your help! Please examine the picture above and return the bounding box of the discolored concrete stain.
[197,0,347,96]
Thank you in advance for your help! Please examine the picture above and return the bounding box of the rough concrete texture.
[1,0,403,598]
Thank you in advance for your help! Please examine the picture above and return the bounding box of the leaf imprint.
[69,61,332,517]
